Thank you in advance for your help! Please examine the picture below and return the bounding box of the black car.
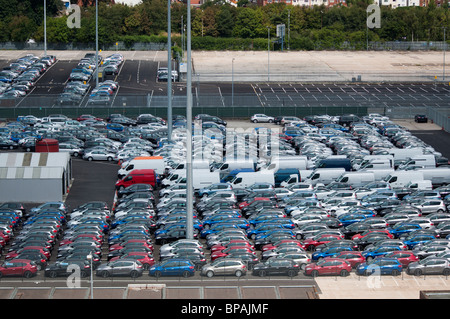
[338,114,360,127]
[414,114,428,123]
[45,260,91,278]
[252,258,300,277]
[0,137,18,149]
[117,183,154,198]
[155,229,196,245]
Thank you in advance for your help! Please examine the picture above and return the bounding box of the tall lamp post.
[443,26,446,81]
[232,58,235,106]
[186,0,194,239]
[44,0,47,56]
[267,27,270,82]
[167,0,172,141]
[95,0,99,87]
[87,252,94,299]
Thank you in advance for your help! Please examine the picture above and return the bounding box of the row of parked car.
[0,54,56,99]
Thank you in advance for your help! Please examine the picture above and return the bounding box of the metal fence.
[427,107,450,133]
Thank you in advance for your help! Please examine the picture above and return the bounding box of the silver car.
[201,258,247,278]
[95,260,143,278]
[407,257,450,276]
[83,150,115,162]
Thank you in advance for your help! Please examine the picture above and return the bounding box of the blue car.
[387,223,422,238]
[196,183,233,197]
[246,223,286,240]
[338,213,367,227]
[202,214,239,229]
[404,234,436,249]
[362,245,402,261]
[200,223,240,238]
[254,229,297,241]
[149,259,195,278]
[356,258,403,276]
[108,229,150,243]
[312,246,354,261]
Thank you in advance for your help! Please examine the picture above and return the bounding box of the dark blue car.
[362,245,402,261]
[387,223,422,238]
[149,259,195,278]
[356,258,403,276]
[338,213,367,227]
[404,234,436,249]
[311,246,354,261]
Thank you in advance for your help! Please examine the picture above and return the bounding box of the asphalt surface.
[2,57,450,110]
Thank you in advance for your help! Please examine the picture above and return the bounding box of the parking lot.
[1,51,450,302]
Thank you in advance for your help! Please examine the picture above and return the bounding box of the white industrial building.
[0,152,72,203]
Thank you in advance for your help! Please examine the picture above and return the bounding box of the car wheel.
[154,271,162,278]
[287,270,297,277]
[414,269,423,276]
[73,152,79,157]
[296,234,302,240]
[366,256,373,262]
[87,157,93,161]
[206,270,214,278]
[23,271,33,278]
[47,271,57,278]
[130,270,139,278]
[308,245,316,252]
[252,120,258,123]
[80,270,88,278]
[203,224,210,230]
[391,269,400,276]
[251,234,257,240]
[235,270,243,277]
[107,157,113,162]
[443,269,450,276]
[101,270,110,278]
[258,270,267,277]
[340,270,349,277]
[182,271,191,278]
[437,209,445,214]
[311,270,319,278]
[268,119,273,123]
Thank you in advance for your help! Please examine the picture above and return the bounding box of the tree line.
[0,0,448,50]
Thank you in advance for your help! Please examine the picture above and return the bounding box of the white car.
[251,114,274,123]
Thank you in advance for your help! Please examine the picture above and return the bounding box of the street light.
[186,0,194,240]
[232,57,235,106]
[267,27,270,82]
[87,252,94,299]
[167,0,173,141]
[44,0,47,56]
[95,0,99,87]
[443,27,446,81]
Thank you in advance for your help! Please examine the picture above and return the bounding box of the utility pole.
[167,0,172,141]
[186,0,194,240]
[44,0,47,56]
[443,26,446,81]
[95,0,99,87]
[267,27,270,82]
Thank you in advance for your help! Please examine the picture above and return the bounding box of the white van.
[398,155,436,170]
[353,155,394,170]
[383,171,424,188]
[215,159,256,175]
[230,171,275,189]
[405,180,433,190]
[336,172,375,188]
[118,156,165,179]
[416,168,450,186]
[304,168,346,186]
[388,148,424,161]
[361,169,395,181]
[170,170,220,190]
[358,159,393,170]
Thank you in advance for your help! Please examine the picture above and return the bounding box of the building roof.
[0,166,64,179]
[0,152,70,168]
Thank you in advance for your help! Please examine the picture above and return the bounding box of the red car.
[109,240,154,252]
[382,251,419,267]
[0,259,38,278]
[6,246,51,260]
[210,240,254,253]
[210,246,256,261]
[239,197,271,210]
[352,229,394,241]
[327,251,365,268]
[304,258,352,277]
[302,234,343,252]
[77,114,103,122]
[261,239,304,252]
[109,252,156,269]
